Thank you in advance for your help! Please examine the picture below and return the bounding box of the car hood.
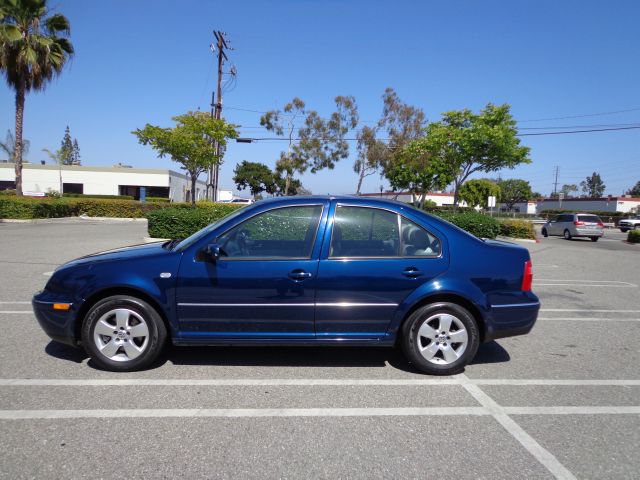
[61,241,170,268]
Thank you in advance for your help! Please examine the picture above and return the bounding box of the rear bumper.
[32,292,79,347]
[484,297,540,342]
[574,228,604,237]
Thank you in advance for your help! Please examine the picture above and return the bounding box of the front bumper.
[32,291,79,346]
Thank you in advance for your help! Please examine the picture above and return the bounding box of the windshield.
[173,207,248,251]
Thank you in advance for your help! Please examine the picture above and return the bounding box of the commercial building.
[504,196,640,214]
[0,163,207,202]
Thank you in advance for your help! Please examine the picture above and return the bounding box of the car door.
[546,215,559,235]
[175,202,328,339]
[314,202,449,338]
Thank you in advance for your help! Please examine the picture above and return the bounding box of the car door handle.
[288,270,313,280]
[402,267,424,278]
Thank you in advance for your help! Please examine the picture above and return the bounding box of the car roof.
[254,195,410,208]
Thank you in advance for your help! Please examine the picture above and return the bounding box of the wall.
[0,164,206,202]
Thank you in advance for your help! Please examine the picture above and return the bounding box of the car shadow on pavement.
[45,340,510,372]
[45,341,89,363]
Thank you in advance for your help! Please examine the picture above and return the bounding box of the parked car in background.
[618,215,640,232]
[33,196,539,375]
[541,213,604,241]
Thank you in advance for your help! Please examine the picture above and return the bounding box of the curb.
[143,237,169,243]
[0,216,147,223]
[496,236,540,244]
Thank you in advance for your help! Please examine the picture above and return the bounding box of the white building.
[0,163,208,202]
[360,191,468,207]
[503,196,640,215]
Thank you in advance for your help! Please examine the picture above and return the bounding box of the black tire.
[401,302,480,376]
[590,237,599,242]
[620,229,628,233]
[563,229,572,240]
[541,228,548,237]
[81,295,167,372]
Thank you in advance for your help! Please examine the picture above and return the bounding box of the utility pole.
[207,30,231,201]
[552,165,559,196]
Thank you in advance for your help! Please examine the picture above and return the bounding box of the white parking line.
[536,284,636,288]
[2,378,638,387]
[1,405,638,421]
[0,301,30,304]
[538,317,640,322]
[0,407,490,420]
[0,311,32,314]
[540,309,640,313]
[458,374,577,480]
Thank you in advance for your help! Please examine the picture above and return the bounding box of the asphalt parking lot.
[0,219,638,479]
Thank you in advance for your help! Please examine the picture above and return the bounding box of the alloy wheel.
[93,308,149,362]
[415,313,469,365]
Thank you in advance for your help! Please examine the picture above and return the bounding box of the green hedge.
[499,219,536,239]
[628,230,640,244]
[432,211,501,239]
[62,193,135,200]
[0,196,168,219]
[146,204,245,238]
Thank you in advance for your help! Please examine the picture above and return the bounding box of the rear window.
[577,215,601,223]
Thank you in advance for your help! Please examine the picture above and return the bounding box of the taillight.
[522,260,533,292]
[597,222,604,227]
[574,220,585,226]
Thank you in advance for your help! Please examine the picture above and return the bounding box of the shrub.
[0,189,16,196]
[146,204,245,238]
[499,219,536,239]
[0,196,170,219]
[628,230,640,244]
[63,193,135,200]
[431,211,501,239]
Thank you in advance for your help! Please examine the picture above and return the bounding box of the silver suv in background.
[542,213,604,242]
[618,215,640,232]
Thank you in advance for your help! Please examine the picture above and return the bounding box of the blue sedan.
[33,196,539,375]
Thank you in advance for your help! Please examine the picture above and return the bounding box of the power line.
[518,107,640,122]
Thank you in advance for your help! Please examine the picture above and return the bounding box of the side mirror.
[205,243,221,262]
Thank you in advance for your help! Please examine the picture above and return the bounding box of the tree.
[580,172,605,197]
[409,104,530,206]
[385,139,454,209]
[0,0,74,195]
[71,138,80,165]
[0,129,29,160]
[261,96,358,195]
[59,126,73,165]
[458,179,501,209]
[627,181,640,197]
[42,147,63,193]
[560,184,578,197]
[498,179,533,211]
[233,160,274,200]
[133,111,237,205]
[354,125,386,194]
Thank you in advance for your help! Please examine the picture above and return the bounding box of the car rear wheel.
[620,229,628,233]
[541,228,548,237]
[590,237,599,242]
[401,302,480,376]
[81,295,167,372]
[563,229,572,240]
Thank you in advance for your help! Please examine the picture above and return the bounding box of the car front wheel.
[81,295,167,372]
[401,302,480,375]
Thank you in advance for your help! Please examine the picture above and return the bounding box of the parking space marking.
[2,378,639,387]
[505,406,640,415]
[538,317,640,322]
[458,375,577,480]
[0,407,490,420]
[535,279,636,288]
[541,309,640,313]
[0,301,31,304]
[0,311,32,314]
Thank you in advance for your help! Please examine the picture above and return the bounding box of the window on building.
[0,180,16,191]
[63,183,83,194]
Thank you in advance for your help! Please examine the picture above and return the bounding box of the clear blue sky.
[2,0,639,196]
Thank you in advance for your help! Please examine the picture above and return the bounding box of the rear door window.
[330,206,399,257]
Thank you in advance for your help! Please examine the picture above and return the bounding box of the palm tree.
[0,129,29,161]
[0,0,74,195]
